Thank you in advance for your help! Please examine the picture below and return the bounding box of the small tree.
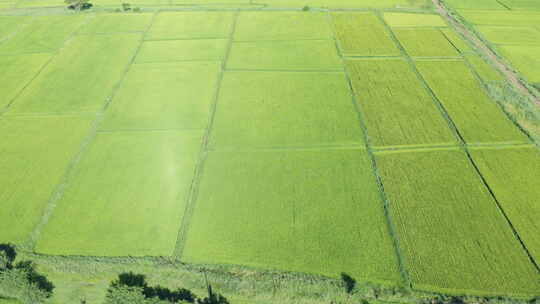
[340,273,356,294]
[65,0,92,10]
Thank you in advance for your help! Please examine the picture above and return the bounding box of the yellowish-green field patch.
[346,59,456,148]
[393,28,460,57]
[384,13,447,27]
[146,12,234,40]
[498,45,540,83]
[79,13,153,34]
[101,61,220,130]
[234,11,332,41]
[476,26,540,45]
[36,130,203,256]
[136,39,228,63]
[0,15,87,54]
[471,146,540,263]
[332,12,400,56]
[210,71,362,149]
[465,54,504,82]
[0,53,50,109]
[226,40,342,70]
[376,149,540,296]
[0,116,93,243]
[183,149,402,284]
[415,60,528,143]
[8,34,140,114]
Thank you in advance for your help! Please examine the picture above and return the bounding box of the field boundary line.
[25,11,158,251]
[224,68,344,73]
[383,6,540,276]
[326,11,412,288]
[173,10,240,261]
[0,14,34,44]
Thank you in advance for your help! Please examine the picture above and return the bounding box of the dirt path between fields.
[433,0,540,107]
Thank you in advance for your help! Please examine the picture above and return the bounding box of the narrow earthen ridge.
[433,0,540,107]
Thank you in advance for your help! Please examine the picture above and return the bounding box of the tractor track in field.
[433,0,540,107]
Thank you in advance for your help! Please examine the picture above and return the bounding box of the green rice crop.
[234,11,332,41]
[210,71,363,149]
[470,146,540,263]
[226,40,342,70]
[345,59,456,148]
[393,29,460,57]
[0,2,15,9]
[464,54,504,82]
[0,116,93,243]
[383,13,447,27]
[101,62,220,130]
[16,0,65,7]
[8,34,140,114]
[444,0,506,9]
[0,16,28,39]
[0,53,50,109]
[331,12,400,56]
[440,28,472,53]
[183,149,402,284]
[136,39,228,63]
[0,15,87,54]
[476,26,540,45]
[36,130,203,256]
[261,0,430,9]
[415,60,528,144]
[79,13,153,34]
[458,10,540,26]
[498,0,540,9]
[146,12,234,40]
[375,149,540,296]
[499,45,540,82]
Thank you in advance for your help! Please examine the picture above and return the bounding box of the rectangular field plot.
[444,0,506,9]
[0,15,87,54]
[35,130,203,256]
[458,10,540,26]
[183,149,402,284]
[415,60,528,143]
[210,71,363,149]
[476,26,540,45]
[8,34,140,114]
[393,29,459,57]
[499,45,540,82]
[465,54,504,82]
[101,62,220,131]
[375,149,540,295]
[470,147,540,263]
[440,28,472,53]
[234,11,331,41]
[261,0,431,9]
[499,0,540,9]
[146,12,234,40]
[383,13,446,27]
[0,16,28,39]
[136,39,227,63]
[331,12,400,56]
[79,13,153,34]
[226,40,341,71]
[345,59,456,148]
[0,53,50,109]
[0,116,93,243]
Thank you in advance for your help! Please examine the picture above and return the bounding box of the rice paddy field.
[444,0,540,86]
[0,0,540,303]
